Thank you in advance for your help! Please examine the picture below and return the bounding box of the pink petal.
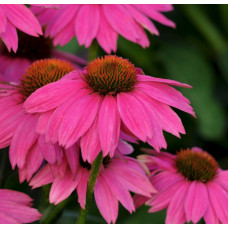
[75,5,100,47]
[0,7,6,33]
[125,5,159,35]
[24,79,86,113]
[207,182,228,223]
[46,5,79,37]
[29,164,54,189]
[204,202,220,224]
[98,95,120,157]
[0,201,41,223]
[77,168,89,209]
[49,168,81,205]
[9,115,39,169]
[97,7,118,53]
[137,74,192,88]
[117,92,152,142]
[134,5,175,28]
[103,4,140,43]
[215,171,228,190]
[59,92,101,148]
[36,110,53,134]
[0,20,18,52]
[0,189,32,205]
[133,195,149,209]
[65,144,80,177]
[94,175,118,224]
[166,181,189,224]
[116,140,133,155]
[184,181,208,223]
[3,4,42,36]
[103,170,135,213]
[80,114,101,163]
[136,81,195,116]
[0,212,19,224]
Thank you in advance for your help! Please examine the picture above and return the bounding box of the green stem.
[88,40,99,62]
[182,5,227,54]
[76,152,103,224]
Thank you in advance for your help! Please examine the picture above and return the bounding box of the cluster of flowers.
[0,4,228,224]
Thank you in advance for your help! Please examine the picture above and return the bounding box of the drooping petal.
[0,7,6,33]
[9,115,39,169]
[98,95,120,157]
[75,5,100,47]
[59,92,101,148]
[94,175,118,224]
[165,181,189,224]
[49,168,82,205]
[184,181,208,223]
[117,92,152,142]
[2,4,42,36]
[97,7,118,53]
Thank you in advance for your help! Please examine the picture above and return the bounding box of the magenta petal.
[137,75,192,88]
[65,145,80,177]
[116,140,133,155]
[77,168,89,209]
[103,170,135,213]
[125,5,159,35]
[29,164,54,189]
[80,114,101,163]
[3,4,42,36]
[133,195,149,209]
[98,95,120,157]
[0,20,18,52]
[0,201,41,223]
[36,110,53,134]
[103,5,140,43]
[59,92,101,148]
[0,212,19,224]
[94,175,118,224]
[49,168,81,205]
[215,171,228,190]
[97,7,118,53]
[9,115,39,169]
[184,181,208,223]
[75,5,100,47]
[207,182,228,223]
[0,7,6,33]
[166,181,189,224]
[204,202,219,224]
[117,92,152,142]
[24,79,86,113]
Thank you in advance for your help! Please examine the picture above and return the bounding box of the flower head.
[0,189,41,224]
[0,59,75,182]
[136,148,228,224]
[29,141,156,224]
[24,55,195,163]
[31,4,175,53]
[0,4,42,52]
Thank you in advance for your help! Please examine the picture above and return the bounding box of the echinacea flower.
[0,189,41,224]
[0,4,42,52]
[0,32,86,83]
[136,148,228,224]
[31,4,175,53]
[24,55,195,163]
[0,58,75,182]
[29,140,156,224]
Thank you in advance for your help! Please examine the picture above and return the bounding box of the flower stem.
[88,40,99,62]
[182,5,227,54]
[76,152,103,224]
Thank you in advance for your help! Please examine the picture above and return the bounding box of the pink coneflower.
[0,4,42,52]
[0,32,86,83]
[136,148,228,224]
[24,55,195,163]
[31,4,175,53]
[0,189,41,224]
[0,59,75,182]
[29,141,156,224]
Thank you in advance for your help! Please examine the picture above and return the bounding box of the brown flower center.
[83,55,137,95]
[20,59,74,98]
[175,148,218,183]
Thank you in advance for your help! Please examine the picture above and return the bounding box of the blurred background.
[0,4,228,224]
